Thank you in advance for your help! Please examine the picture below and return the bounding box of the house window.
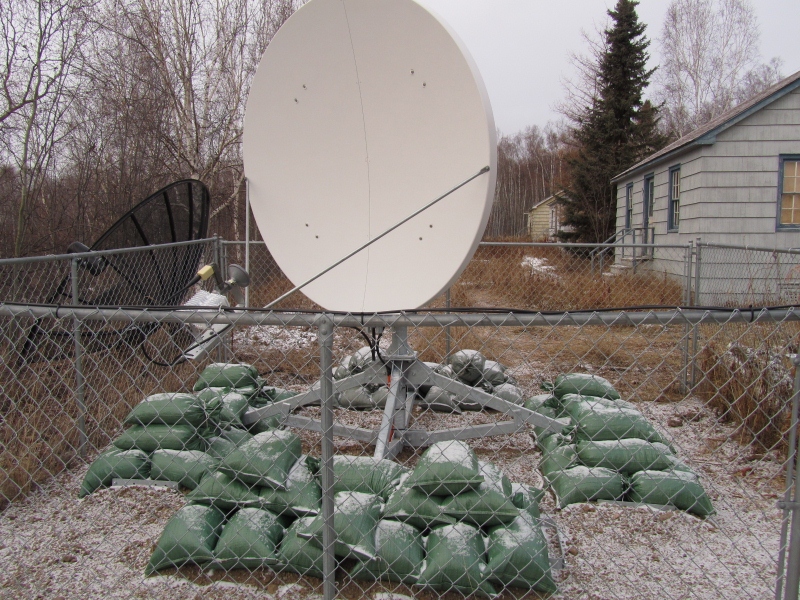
[668,166,680,231]
[549,206,556,232]
[625,184,633,229]
[644,175,654,219]
[779,157,800,228]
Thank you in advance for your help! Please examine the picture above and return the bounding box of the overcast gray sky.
[421,0,800,136]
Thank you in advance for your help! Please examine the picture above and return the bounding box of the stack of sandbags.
[531,373,714,516]
[80,363,295,496]
[147,429,323,575]
[352,441,557,596]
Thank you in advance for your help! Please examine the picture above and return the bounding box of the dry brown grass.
[696,324,797,454]
[448,245,684,310]
[0,325,210,509]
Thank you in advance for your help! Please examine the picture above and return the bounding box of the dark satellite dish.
[54,179,210,306]
[20,179,210,362]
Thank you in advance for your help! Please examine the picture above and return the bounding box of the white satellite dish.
[243,0,497,312]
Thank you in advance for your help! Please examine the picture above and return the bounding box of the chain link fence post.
[445,288,452,356]
[317,313,337,600]
[70,257,88,459]
[691,238,702,387]
[778,354,800,600]
[681,242,693,392]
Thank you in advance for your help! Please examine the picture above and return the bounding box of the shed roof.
[611,69,800,183]
[528,191,567,212]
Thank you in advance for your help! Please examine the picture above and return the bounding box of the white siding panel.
[720,124,800,141]
[707,140,800,157]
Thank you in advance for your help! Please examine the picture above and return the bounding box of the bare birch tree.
[0,0,89,256]
[654,0,783,139]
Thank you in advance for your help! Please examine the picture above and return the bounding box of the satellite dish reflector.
[244,0,497,312]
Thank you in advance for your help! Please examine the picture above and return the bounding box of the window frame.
[668,165,681,232]
[643,174,655,221]
[625,183,633,229]
[777,155,800,231]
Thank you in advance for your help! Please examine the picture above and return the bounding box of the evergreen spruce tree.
[560,0,667,243]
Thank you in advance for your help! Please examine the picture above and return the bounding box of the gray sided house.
[611,70,800,303]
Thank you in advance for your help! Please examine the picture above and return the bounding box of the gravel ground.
[0,394,785,600]
[0,330,790,599]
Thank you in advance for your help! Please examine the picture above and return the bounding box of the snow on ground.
[0,328,788,599]
[521,256,555,275]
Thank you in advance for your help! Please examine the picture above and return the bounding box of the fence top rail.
[2,302,798,329]
[0,238,217,266]
[478,242,692,250]
[219,240,692,250]
[700,242,800,255]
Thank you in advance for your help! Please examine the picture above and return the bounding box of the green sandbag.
[576,439,674,475]
[194,362,260,391]
[493,383,523,405]
[549,466,625,509]
[220,430,302,489]
[440,461,518,527]
[417,523,497,598]
[449,350,487,385]
[205,428,253,460]
[337,387,375,410]
[405,441,483,496]
[213,507,285,570]
[664,454,695,473]
[254,386,298,405]
[420,386,462,414]
[123,393,217,427]
[79,448,150,498]
[212,392,251,428]
[349,519,425,585]
[259,455,321,517]
[150,450,217,490]
[186,471,261,511]
[246,414,285,434]
[383,476,457,530]
[511,482,543,519]
[303,491,382,560]
[524,393,559,413]
[145,504,225,575]
[539,433,571,454]
[562,394,637,417]
[113,424,203,453]
[539,445,578,479]
[545,373,621,400]
[487,511,556,593]
[531,407,572,442]
[482,360,508,386]
[629,470,715,516]
[277,517,324,578]
[332,455,409,500]
[571,402,670,445]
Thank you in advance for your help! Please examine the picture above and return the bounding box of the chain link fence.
[2,241,800,599]
[1,300,799,599]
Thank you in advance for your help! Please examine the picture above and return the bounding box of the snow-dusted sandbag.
[303,491,383,560]
[186,471,261,511]
[213,507,285,570]
[405,441,483,496]
[150,449,217,490]
[449,350,486,385]
[628,470,714,516]
[258,455,321,518]
[440,461,518,527]
[576,439,674,475]
[79,448,150,498]
[145,504,225,575]
[349,519,425,585]
[545,373,621,400]
[332,455,409,500]
[219,429,302,489]
[277,517,324,578]
[487,511,556,593]
[417,523,497,598]
[194,362,260,391]
[549,466,625,509]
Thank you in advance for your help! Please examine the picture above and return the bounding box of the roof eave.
[611,77,800,183]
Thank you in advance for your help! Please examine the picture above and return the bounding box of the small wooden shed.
[526,192,568,241]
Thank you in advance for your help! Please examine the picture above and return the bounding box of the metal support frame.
[243,325,566,459]
[777,354,800,600]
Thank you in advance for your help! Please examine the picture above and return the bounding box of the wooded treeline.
[0,0,788,255]
[0,0,299,258]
